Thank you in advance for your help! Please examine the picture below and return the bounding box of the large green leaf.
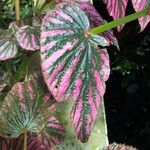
[40,3,110,142]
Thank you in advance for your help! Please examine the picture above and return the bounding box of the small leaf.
[0,29,18,61]
[132,0,150,31]
[103,0,128,31]
[16,25,40,51]
[41,3,110,142]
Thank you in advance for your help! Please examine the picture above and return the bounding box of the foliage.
[103,0,150,31]
[104,143,137,150]
[0,0,150,148]
[40,2,110,142]
[0,75,64,149]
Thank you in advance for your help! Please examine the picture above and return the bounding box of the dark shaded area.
[94,0,150,149]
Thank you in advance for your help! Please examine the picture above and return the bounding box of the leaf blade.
[41,3,110,142]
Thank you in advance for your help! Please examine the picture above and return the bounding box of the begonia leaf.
[16,25,40,51]
[40,3,110,142]
[0,29,18,61]
[103,0,128,31]
[55,0,118,45]
[0,75,64,148]
[132,0,150,31]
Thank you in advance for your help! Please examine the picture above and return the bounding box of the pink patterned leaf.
[41,3,110,142]
[79,1,118,46]
[1,134,44,150]
[103,0,128,31]
[1,117,64,150]
[99,49,110,82]
[37,117,65,148]
[55,0,118,45]
[16,25,40,51]
[0,29,18,61]
[0,75,64,148]
[132,0,150,31]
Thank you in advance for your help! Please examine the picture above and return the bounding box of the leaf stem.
[15,0,20,21]
[90,8,149,34]
[23,128,27,150]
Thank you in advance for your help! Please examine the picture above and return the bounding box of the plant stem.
[15,0,20,21]
[23,128,27,150]
[90,8,149,34]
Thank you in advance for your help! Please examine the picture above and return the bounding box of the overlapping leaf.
[0,75,64,148]
[16,25,40,51]
[40,3,110,142]
[1,134,44,150]
[55,0,118,45]
[103,0,128,31]
[1,117,64,150]
[132,0,150,31]
[0,29,18,61]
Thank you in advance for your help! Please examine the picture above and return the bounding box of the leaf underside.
[41,3,110,142]
[16,25,40,51]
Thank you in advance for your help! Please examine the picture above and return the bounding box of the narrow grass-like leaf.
[41,3,110,142]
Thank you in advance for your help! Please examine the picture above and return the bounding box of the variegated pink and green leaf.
[0,76,64,149]
[37,117,65,148]
[55,0,118,46]
[132,0,150,31]
[78,0,118,46]
[0,29,18,61]
[1,116,65,150]
[1,134,44,150]
[40,3,110,142]
[16,25,40,51]
[103,0,128,31]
